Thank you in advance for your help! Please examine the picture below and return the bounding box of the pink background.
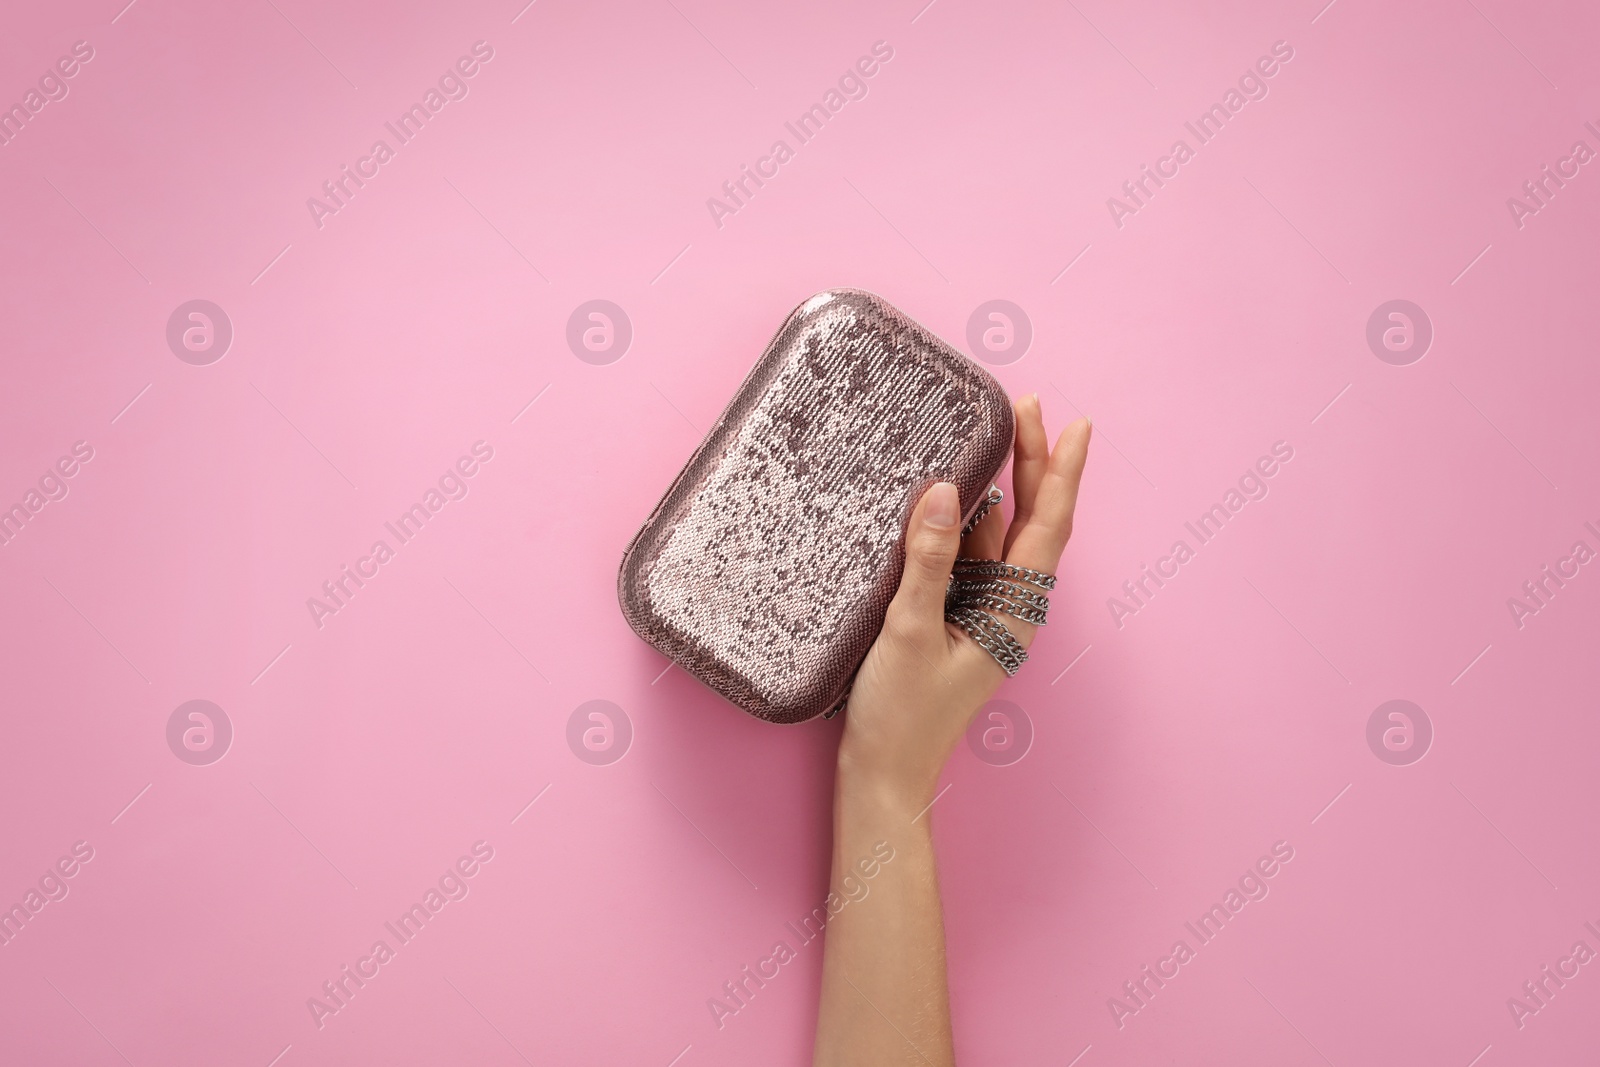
[2,0,1598,1063]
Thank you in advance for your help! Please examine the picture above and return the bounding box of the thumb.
[886,482,962,631]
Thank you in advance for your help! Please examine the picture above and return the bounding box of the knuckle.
[905,540,949,578]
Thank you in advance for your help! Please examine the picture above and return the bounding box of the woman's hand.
[812,395,1091,1067]
[839,394,1093,806]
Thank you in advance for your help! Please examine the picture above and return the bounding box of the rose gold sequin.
[618,289,1013,723]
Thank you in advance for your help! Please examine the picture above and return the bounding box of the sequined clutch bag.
[617,289,1015,724]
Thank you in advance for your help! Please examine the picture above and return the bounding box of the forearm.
[809,410,1090,1065]
[812,759,955,1067]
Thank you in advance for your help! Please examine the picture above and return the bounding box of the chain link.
[951,559,1058,591]
[943,554,1059,674]
[948,577,1052,611]
[948,592,1048,627]
[960,484,1005,536]
[945,606,1029,675]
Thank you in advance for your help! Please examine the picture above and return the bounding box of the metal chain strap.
[949,592,1048,627]
[951,559,1058,591]
[943,554,1058,675]
[946,606,1029,675]
[960,484,1005,536]
[948,577,1052,611]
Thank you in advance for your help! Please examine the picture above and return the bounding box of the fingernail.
[925,482,959,528]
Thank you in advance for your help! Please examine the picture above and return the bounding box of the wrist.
[835,741,938,821]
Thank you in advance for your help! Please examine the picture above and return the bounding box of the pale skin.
[812,395,1092,1067]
